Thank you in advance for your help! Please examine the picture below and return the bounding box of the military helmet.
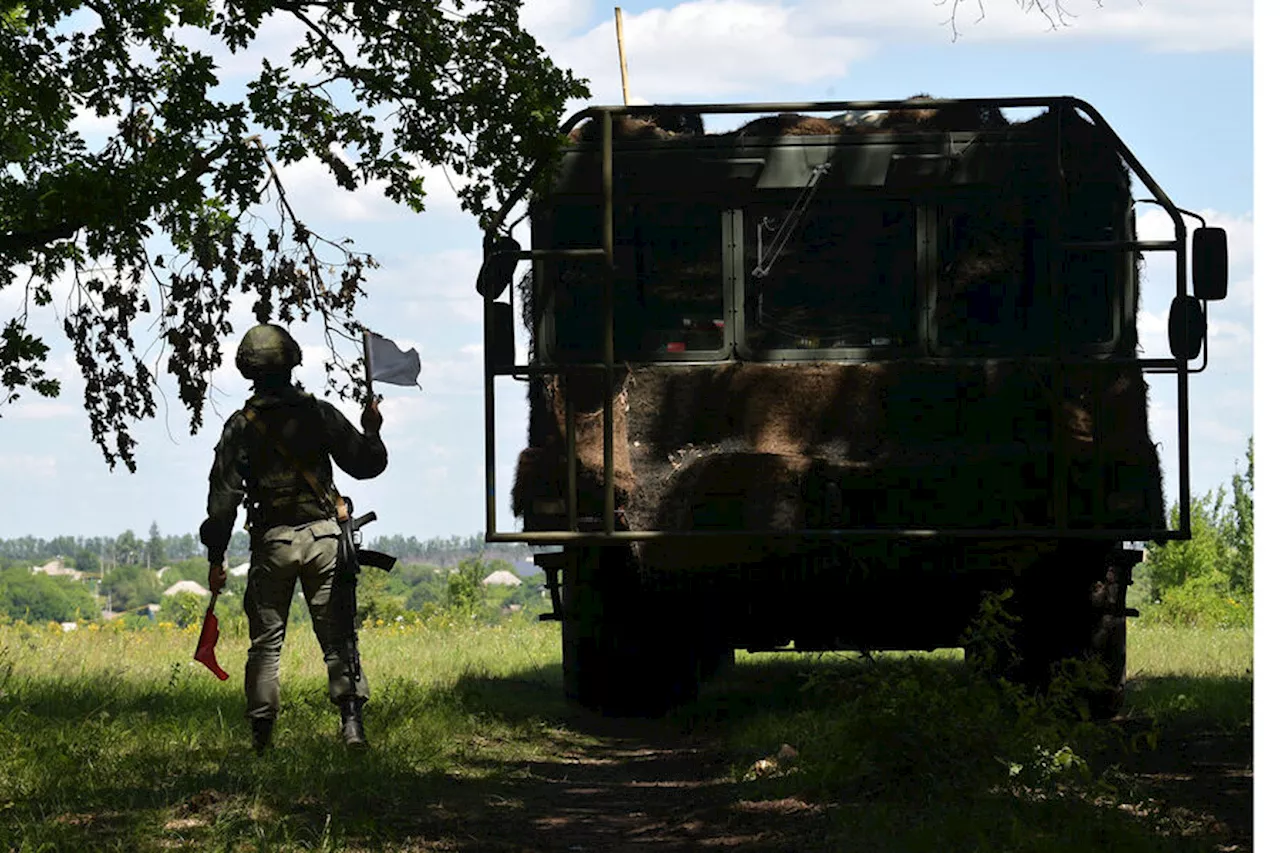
[235,324,302,379]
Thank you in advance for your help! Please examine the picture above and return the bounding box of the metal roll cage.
[481,97,1204,545]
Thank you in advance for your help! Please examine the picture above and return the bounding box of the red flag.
[194,594,230,680]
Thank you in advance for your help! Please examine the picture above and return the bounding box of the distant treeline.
[0,526,534,572]
[364,534,535,567]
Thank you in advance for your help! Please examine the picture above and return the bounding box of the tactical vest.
[240,395,337,531]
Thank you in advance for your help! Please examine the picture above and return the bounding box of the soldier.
[200,323,387,753]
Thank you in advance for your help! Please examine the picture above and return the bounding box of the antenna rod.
[614,7,631,105]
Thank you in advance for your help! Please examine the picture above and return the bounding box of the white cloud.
[272,158,401,224]
[0,453,58,479]
[802,0,1250,51]
[375,395,448,432]
[521,0,595,40]
[270,156,468,225]
[1138,306,1251,366]
[539,0,1249,106]
[1136,208,1253,301]
[417,344,484,397]
[1205,316,1252,363]
[1136,208,1253,352]
[174,11,309,80]
[68,106,118,140]
[1148,207,1245,245]
[372,247,487,326]
[6,400,79,420]
[553,0,875,101]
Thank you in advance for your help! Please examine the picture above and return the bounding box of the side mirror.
[476,233,522,299]
[486,301,516,370]
[1167,294,1206,361]
[1192,227,1228,301]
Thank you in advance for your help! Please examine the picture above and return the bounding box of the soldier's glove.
[208,560,227,595]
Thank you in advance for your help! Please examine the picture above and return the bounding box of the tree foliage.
[1227,437,1253,595]
[1,0,587,469]
[113,528,142,567]
[1144,488,1232,602]
[146,520,165,569]
[446,556,488,616]
[0,565,97,621]
[101,562,162,610]
[1141,437,1253,626]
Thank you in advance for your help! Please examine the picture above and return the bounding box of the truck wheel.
[974,546,1128,719]
[1086,564,1128,719]
[560,546,700,717]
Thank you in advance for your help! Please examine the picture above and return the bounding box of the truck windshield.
[545,202,724,358]
[744,199,916,352]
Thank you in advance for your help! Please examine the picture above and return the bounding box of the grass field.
[0,617,1252,851]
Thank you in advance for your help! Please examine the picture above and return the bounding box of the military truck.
[476,97,1228,717]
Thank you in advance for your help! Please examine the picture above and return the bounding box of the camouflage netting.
[517,101,1162,567]
[564,95,1013,142]
[515,362,1162,563]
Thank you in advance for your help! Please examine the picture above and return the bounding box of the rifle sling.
[241,405,350,523]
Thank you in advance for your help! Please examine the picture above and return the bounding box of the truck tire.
[560,546,700,717]
[972,545,1128,719]
[1086,564,1128,719]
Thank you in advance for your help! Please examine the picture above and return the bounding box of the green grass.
[0,618,1252,852]
[1126,622,1252,733]
[0,617,566,851]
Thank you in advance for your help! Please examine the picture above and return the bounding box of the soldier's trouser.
[243,519,370,721]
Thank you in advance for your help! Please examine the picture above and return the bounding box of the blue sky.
[0,0,1256,543]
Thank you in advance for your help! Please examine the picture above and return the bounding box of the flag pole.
[361,328,375,403]
[614,7,631,106]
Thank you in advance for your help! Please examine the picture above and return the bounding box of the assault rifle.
[332,496,396,686]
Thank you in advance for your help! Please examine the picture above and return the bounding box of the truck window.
[936,197,1043,348]
[744,199,916,352]
[936,195,1117,350]
[543,202,724,359]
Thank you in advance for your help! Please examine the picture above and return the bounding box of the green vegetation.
[158,592,209,630]
[698,620,1250,852]
[0,565,96,622]
[0,524,542,627]
[100,563,163,613]
[0,618,1249,851]
[1138,438,1253,628]
[1,527,246,567]
[2,1,587,469]
[0,437,1252,848]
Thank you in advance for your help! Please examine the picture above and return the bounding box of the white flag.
[364,331,421,387]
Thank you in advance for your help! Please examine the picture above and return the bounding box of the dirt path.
[431,713,1250,852]
[445,717,828,852]
[1118,723,1254,852]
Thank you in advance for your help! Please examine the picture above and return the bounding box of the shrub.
[158,592,208,628]
[446,558,486,616]
[1146,575,1252,628]
[1139,436,1253,628]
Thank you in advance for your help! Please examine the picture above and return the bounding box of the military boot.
[251,718,274,755]
[339,698,368,748]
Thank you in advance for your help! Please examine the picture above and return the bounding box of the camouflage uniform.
[200,332,386,732]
